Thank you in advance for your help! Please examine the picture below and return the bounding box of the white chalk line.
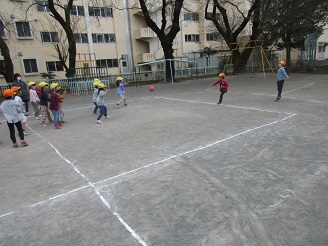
[94,113,296,186]
[154,96,291,115]
[283,82,315,94]
[19,126,147,245]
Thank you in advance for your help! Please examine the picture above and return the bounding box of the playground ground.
[0,73,327,246]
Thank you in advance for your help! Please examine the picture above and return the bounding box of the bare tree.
[205,0,272,73]
[137,0,185,80]
[0,15,15,83]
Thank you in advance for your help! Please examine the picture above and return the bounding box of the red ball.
[149,85,155,92]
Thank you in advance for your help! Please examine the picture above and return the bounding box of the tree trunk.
[162,41,175,81]
[0,37,14,83]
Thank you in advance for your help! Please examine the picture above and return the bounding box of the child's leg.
[15,121,24,141]
[50,110,59,126]
[58,108,64,122]
[39,105,47,124]
[7,122,17,144]
[46,107,53,122]
[117,94,124,105]
[123,93,127,105]
[93,102,98,113]
[104,106,107,117]
[31,102,40,117]
[218,92,225,104]
[97,106,104,120]
[277,80,284,98]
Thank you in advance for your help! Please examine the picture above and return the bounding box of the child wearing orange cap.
[212,72,229,104]
[0,89,28,147]
[11,86,29,135]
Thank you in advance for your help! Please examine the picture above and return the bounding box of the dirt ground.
[0,73,327,246]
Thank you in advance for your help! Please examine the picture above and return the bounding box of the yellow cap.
[97,83,106,89]
[116,77,124,81]
[28,81,36,86]
[50,83,58,90]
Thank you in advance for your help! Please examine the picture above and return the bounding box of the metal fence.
[0,60,318,96]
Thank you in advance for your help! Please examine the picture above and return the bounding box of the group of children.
[0,81,67,147]
[1,60,288,147]
[92,77,129,124]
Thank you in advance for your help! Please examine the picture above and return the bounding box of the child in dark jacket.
[212,72,229,105]
[38,82,53,127]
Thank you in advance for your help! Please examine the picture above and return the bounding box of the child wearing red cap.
[0,89,28,147]
[212,72,229,104]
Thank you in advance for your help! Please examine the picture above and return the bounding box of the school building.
[0,0,327,84]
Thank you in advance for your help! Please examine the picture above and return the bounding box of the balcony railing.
[137,53,156,63]
[135,28,155,39]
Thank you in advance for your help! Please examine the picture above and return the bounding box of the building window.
[36,1,50,12]
[96,59,118,68]
[15,22,32,38]
[88,6,113,17]
[74,33,88,43]
[184,12,199,21]
[46,61,63,72]
[185,34,200,42]
[0,20,5,37]
[206,32,222,41]
[92,34,115,43]
[206,12,220,20]
[70,5,84,16]
[41,32,59,42]
[23,59,38,74]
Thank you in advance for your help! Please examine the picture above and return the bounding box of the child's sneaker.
[23,130,29,135]
[54,125,61,129]
[124,104,128,106]
[115,103,120,107]
[40,124,47,127]
[21,141,28,147]
[275,97,281,102]
[96,120,103,124]
[104,116,110,119]
[35,117,40,120]
[58,122,63,127]
[13,143,18,148]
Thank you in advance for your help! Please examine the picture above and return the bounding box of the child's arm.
[212,80,221,87]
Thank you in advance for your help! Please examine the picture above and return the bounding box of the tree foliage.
[138,0,185,79]
[262,0,328,69]
[205,0,272,72]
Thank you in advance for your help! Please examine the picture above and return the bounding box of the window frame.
[96,59,118,68]
[88,6,113,17]
[22,58,39,75]
[74,33,88,43]
[46,61,64,72]
[184,12,199,22]
[92,33,116,43]
[15,21,33,39]
[0,20,6,38]
[185,34,200,42]
[36,1,50,12]
[206,32,221,41]
[41,32,59,42]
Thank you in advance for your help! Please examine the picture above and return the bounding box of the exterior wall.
[1,0,328,84]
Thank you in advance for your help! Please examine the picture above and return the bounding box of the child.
[28,81,40,119]
[49,83,62,129]
[92,78,100,114]
[56,87,67,123]
[212,72,229,105]
[11,86,29,135]
[96,82,109,124]
[11,73,30,116]
[0,89,28,147]
[275,60,289,102]
[115,77,128,107]
[38,82,53,127]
